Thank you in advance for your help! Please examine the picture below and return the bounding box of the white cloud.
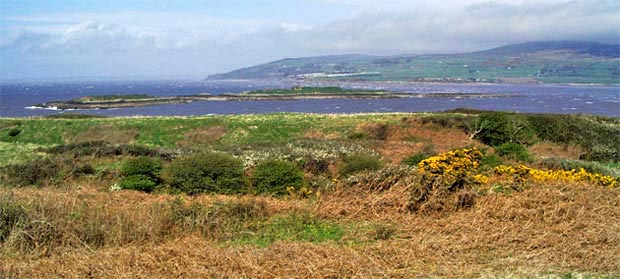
[1,0,618,79]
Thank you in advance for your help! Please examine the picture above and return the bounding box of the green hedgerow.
[163,152,245,195]
[251,160,304,195]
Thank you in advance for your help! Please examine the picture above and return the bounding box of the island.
[31,86,514,110]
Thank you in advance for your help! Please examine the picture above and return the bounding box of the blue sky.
[1,0,619,80]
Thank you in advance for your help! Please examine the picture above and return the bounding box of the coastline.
[32,92,514,110]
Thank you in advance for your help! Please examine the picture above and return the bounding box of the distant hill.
[207,41,620,84]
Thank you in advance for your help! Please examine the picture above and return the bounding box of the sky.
[1,0,619,80]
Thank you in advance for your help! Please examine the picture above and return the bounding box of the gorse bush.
[409,148,486,213]
[338,153,382,177]
[539,158,620,177]
[163,152,245,195]
[495,165,619,188]
[251,160,304,195]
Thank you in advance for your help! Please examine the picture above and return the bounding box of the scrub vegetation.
[1,111,619,278]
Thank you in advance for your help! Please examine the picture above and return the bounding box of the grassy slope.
[208,42,620,84]
[1,113,619,278]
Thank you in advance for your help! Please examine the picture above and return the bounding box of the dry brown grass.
[528,141,585,160]
[65,125,139,144]
[373,120,481,163]
[2,180,618,278]
[176,125,227,147]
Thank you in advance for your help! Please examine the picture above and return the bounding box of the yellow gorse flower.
[418,148,487,185]
[494,165,619,188]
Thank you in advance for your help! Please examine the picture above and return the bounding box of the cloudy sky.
[1,0,619,80]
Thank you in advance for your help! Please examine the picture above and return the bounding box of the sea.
[0,80,619,117]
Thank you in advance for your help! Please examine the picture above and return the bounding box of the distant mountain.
[472,41,620,58]
[207,41,620,84]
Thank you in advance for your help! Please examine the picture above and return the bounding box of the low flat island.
[32,86,513,110]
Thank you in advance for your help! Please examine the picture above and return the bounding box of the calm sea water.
[0,80,618,117]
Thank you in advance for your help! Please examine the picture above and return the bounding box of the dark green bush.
[419,114,469,129]
[120,157,162,178]
[338,153,382,177]
[480,153,503,169]
[526,114,620,162]
[476,112,536,146]
[163,152,244,195]
[495,143,531,162]
[118,174,158,192]
[8,128,21,137]
[251,160,304,195]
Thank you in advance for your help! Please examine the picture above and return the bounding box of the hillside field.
[1,111,619,278]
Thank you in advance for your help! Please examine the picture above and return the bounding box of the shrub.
[0,159,61,187]
[120,157,162,178]
[408,148,486,213]
[163,152,245,195]
[251,160,304,195]
[339,153,382,177]
[495,142,532,162]
[8,128,21,137]
[476,112,536,146]
[480,153,503,170]
[118,174,158,192]
[419,114,469,129]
